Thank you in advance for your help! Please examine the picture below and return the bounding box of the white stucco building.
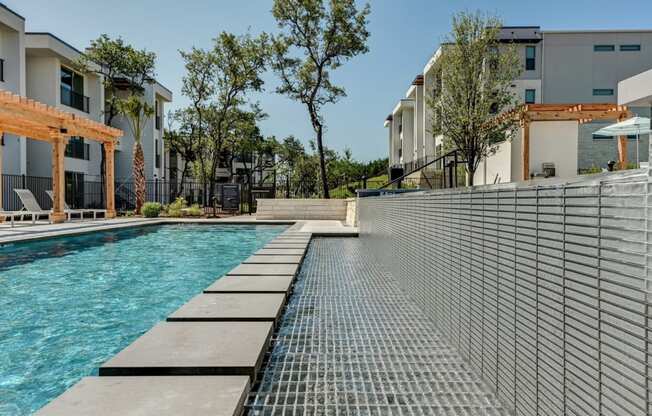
[386,26,652,185]
[0,3,172,209]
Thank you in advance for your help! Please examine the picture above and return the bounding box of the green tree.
[179,32,270,202]
[117,95,154,213]
[277,136,305,197]
[270,0,371,198]
[164,109,198,197]
[428,11,521,185]
[77,35,156,202]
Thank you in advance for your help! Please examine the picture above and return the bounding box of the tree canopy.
[429,11,521,185]
[270,0,371,198]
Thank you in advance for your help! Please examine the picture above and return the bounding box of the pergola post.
[617,114,628,169]
[521,118,530,181]
[50,131,68,224]
[0,131,3,213]
[105,140,116,219]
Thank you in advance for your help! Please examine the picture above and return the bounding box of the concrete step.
[243,255,302,264]
[256,248,305,256]
[99,322,272,379]
[167,293,285,323]
[35,376,249,416]
[204,275,294,294]
[228,263,299,277]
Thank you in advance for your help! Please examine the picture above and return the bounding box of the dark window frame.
[65,136,90,160]
[620,44,641,51]
[525,89,536,104]
[594,45,615,52]
[155,139,161,169]
[525,46,536,71]
[0,58,5,82]
[593,88,614,96]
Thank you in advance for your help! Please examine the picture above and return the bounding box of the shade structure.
[594,116,651,168]
[0,90,123,223]
[593,116,651,136]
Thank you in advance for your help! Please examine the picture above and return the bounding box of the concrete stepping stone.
[244,255,302,264]
[265,243,309,249]
[204,275,293,294]
[256,248,305,256]
[167,293,285,323]
[35,376,249,416]
[99,322,272,379]
[228,263,299,276]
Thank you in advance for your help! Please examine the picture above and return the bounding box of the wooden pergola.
[506,104,632,180]
[0,90,123,223]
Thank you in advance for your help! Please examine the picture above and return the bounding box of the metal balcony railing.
[60,86,89,113]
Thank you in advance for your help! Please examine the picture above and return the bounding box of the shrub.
[141,202,162,218]
[165,197,187,217]
[186,204,202,217]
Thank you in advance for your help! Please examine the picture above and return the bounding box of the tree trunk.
[315,124,330,199]
[133,142,146,213]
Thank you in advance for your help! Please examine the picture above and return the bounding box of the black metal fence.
[1,174,275,215]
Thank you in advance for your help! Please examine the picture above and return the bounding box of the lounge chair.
[0,210,42,227]
[6,189,52,225]
[16,188,85,223]
[46,190,106,220]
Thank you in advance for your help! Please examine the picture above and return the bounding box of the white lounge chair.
[46,190,106,220]
[0,210,42,227]
[16,188,85,223]
[7,189,52,225]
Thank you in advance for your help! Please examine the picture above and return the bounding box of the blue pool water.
[0,224,285,415]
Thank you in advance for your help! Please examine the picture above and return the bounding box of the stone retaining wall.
[256,199,348,220]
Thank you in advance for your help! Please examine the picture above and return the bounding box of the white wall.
[0,15,26,175]
[511,121,578,180]
[474,141,512,185]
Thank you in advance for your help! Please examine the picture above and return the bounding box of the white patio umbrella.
[593,116,652,168]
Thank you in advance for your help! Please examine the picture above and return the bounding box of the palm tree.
[118,94,154,214]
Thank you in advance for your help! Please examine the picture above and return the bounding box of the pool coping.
[0,217,358,245]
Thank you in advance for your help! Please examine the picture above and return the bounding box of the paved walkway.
[247,238,506,415]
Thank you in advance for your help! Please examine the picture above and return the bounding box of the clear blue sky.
[5,0,652,161]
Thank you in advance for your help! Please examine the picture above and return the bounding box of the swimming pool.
[0,224,285,415]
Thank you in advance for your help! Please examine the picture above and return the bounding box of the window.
[627,134,638,139]
[593,134,612,140]
[594,45,615,52]
[525,46,536,70]
[60,66,88,112]
[525,89,536,104]
[155,101,161,130]
[593,88,614,96]
[65,137,89,160]
[0,58,5,82]
[64,171,84,209]
[620,44,641,51]
[155,140,160,168]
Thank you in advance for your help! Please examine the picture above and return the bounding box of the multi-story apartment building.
[0,3,172,209]
[386,26,652,184]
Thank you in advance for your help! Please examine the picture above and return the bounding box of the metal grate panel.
[247,238,507,415]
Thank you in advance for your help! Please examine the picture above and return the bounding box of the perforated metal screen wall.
[358,170,651,416]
